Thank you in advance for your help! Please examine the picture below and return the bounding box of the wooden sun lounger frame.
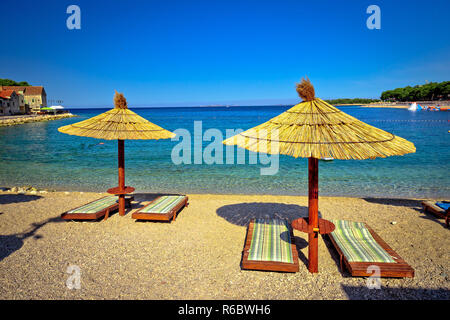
[328,223,414,278]
[131,196,189,222]
[61,196,134,221]
[421,201,449,227]
[241,219,299,273]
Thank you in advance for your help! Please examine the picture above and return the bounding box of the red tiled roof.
[0,90,16,99]
[24,86,45,95]
[1,86,26,92]
[1,86,45,96]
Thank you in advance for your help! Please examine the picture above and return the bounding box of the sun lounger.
[61,195,134,221]
[242,219,299,272]
[421,201,449,227]
[328,220,414,278]
[131,195,188,222]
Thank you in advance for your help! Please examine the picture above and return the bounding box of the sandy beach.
[0,190,448,300]
[361,104,410,109]
[360,104,450,109]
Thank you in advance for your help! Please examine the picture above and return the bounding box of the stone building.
[0,90,20,115]
[1,86,47,113]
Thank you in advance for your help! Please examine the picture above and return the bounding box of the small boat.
[409,102,449,111]
[408,102,418,111]
[320,157,334,161]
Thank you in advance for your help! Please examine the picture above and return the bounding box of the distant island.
[324,98,380,105]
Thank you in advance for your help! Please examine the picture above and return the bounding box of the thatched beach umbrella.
[223,78,416,273]
[58,92,175,216]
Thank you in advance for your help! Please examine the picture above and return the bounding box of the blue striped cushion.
[436,202,450,211]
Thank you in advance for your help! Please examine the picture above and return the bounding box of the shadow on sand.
[362,197,449,228]
[0,194,42,205]
[418,211,449,229]
[216,202,322,226]
[362,197,422,208]
[0,216,63,262]
[341,284,450,300]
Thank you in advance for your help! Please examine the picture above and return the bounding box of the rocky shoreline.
[0,186,57,195]
[0,186,97,196]
[0,113,77,127]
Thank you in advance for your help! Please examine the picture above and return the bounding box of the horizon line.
[66,103,369,109]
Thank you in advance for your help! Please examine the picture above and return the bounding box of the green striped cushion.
[248,219,294,264]
[330,220,395,263]
[140,195,186,214]
[68,196,118,214]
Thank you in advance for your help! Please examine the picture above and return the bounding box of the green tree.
[324,98,380,105]
[380,80,450,101]
[0,78,31,86]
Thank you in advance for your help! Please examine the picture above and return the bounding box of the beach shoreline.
[0,185,445,201]
[1,190,448,300]
[360,104,450,109]
[361,104,410,109]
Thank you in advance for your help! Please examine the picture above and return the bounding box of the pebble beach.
[0,190,448,300]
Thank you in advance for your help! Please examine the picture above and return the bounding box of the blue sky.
[1,0,449,107]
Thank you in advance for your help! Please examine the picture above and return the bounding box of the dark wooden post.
[308,157,319,273]
[118,139,125,216]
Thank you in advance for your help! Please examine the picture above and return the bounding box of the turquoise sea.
[0,106,449,198]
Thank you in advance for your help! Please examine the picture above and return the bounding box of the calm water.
[0,106,449,198]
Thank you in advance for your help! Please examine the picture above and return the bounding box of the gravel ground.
[0,191,449,300]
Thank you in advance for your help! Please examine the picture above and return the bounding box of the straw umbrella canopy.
[223,78,416,273]
[58,92,175,216]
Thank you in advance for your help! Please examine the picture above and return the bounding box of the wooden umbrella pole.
[118,139,125,216]
[308,157,319,273]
